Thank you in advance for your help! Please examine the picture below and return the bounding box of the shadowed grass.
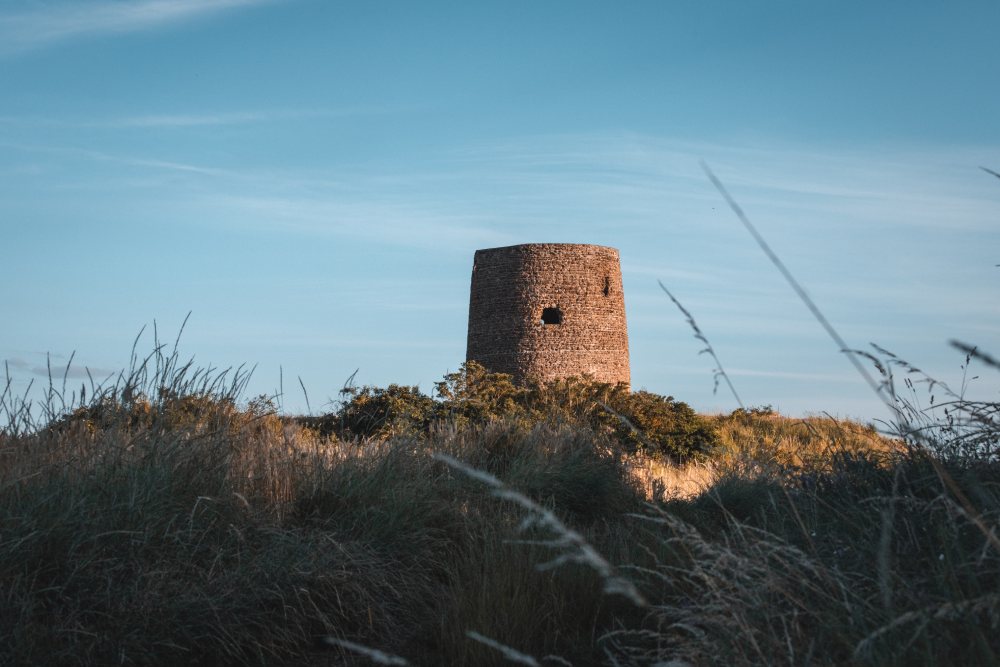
[1,332,998,665]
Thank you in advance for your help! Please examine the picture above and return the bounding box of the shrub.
[335,384,435,440]
[524,375,627,423]
[608,390,720,461]
[433,361,527,426]
[320,363,719,461]
[432,365,718,460]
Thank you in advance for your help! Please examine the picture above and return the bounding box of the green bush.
[433,361,527,426]
[607,390,720,460]
[336,384,435,440]
[319,363,719,460]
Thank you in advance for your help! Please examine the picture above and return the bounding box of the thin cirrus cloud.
[0,107,397,128]
[4,357,117,381]
[0,142,231,176]
[0,111,286,128]
[204,193,517,251]
[106,106,410,128]
[0,0,277,56]
[725,367,858,384]
[451,133,1000,234]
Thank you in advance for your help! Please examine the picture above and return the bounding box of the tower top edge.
[473,243,620,256]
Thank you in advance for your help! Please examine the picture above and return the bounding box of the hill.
[1,356,997,665]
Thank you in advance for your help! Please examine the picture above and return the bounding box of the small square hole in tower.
[541,307,563,325]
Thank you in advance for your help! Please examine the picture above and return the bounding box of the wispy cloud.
[0,107,401,129]
[4,356,117,381]
[109,106,411,128]
[447,132,1000,233]
[0,141,230,176]
[726,367,858,383]
[114,110,315,128]
[204,193,516,251]
[0,0,277,56]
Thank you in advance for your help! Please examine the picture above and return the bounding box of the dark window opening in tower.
[603,276,611,297]
[540,307,563,325]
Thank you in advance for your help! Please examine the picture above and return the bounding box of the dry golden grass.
[625,410,903,501]
[711,410,903,468]
[625,453,717,499]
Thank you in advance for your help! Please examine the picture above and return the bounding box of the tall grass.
[1,331,997,665]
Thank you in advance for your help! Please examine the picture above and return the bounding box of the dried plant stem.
[432,452,646,607]
[322,638,410,665]
[465,632,542,666]
[703,162,1000,561]
[950,340,1000,370]
[658,281,744,409]
[701,162,886,404]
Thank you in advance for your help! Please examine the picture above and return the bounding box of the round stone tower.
[466,243,630,387]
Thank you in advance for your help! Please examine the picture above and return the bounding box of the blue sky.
[1,0,998,422]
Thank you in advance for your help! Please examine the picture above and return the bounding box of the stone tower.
[466,243,630,387]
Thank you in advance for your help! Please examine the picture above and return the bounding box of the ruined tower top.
[465,243,630,387]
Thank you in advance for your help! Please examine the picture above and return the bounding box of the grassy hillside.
[1,351,997,666]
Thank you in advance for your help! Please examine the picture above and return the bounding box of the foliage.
[433,361,527,426]
[325,362,721,460]
[523,374,628,424]
[607,389,720,460]
[335,383,436,440]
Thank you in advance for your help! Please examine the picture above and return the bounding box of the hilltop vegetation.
[1,349,997,666]
[302,361,720,461]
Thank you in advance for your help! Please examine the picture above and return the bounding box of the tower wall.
[466,243,630,387]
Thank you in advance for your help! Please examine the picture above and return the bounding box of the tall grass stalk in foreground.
[702,162,888,405]
[702,162,997,456]
[433,452,645,606]
[658,280,745,410]
[700,163,1000,659]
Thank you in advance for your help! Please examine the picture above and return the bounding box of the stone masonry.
[466,243,630,387]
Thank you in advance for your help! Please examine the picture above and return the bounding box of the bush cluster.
[306,362,719,461]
